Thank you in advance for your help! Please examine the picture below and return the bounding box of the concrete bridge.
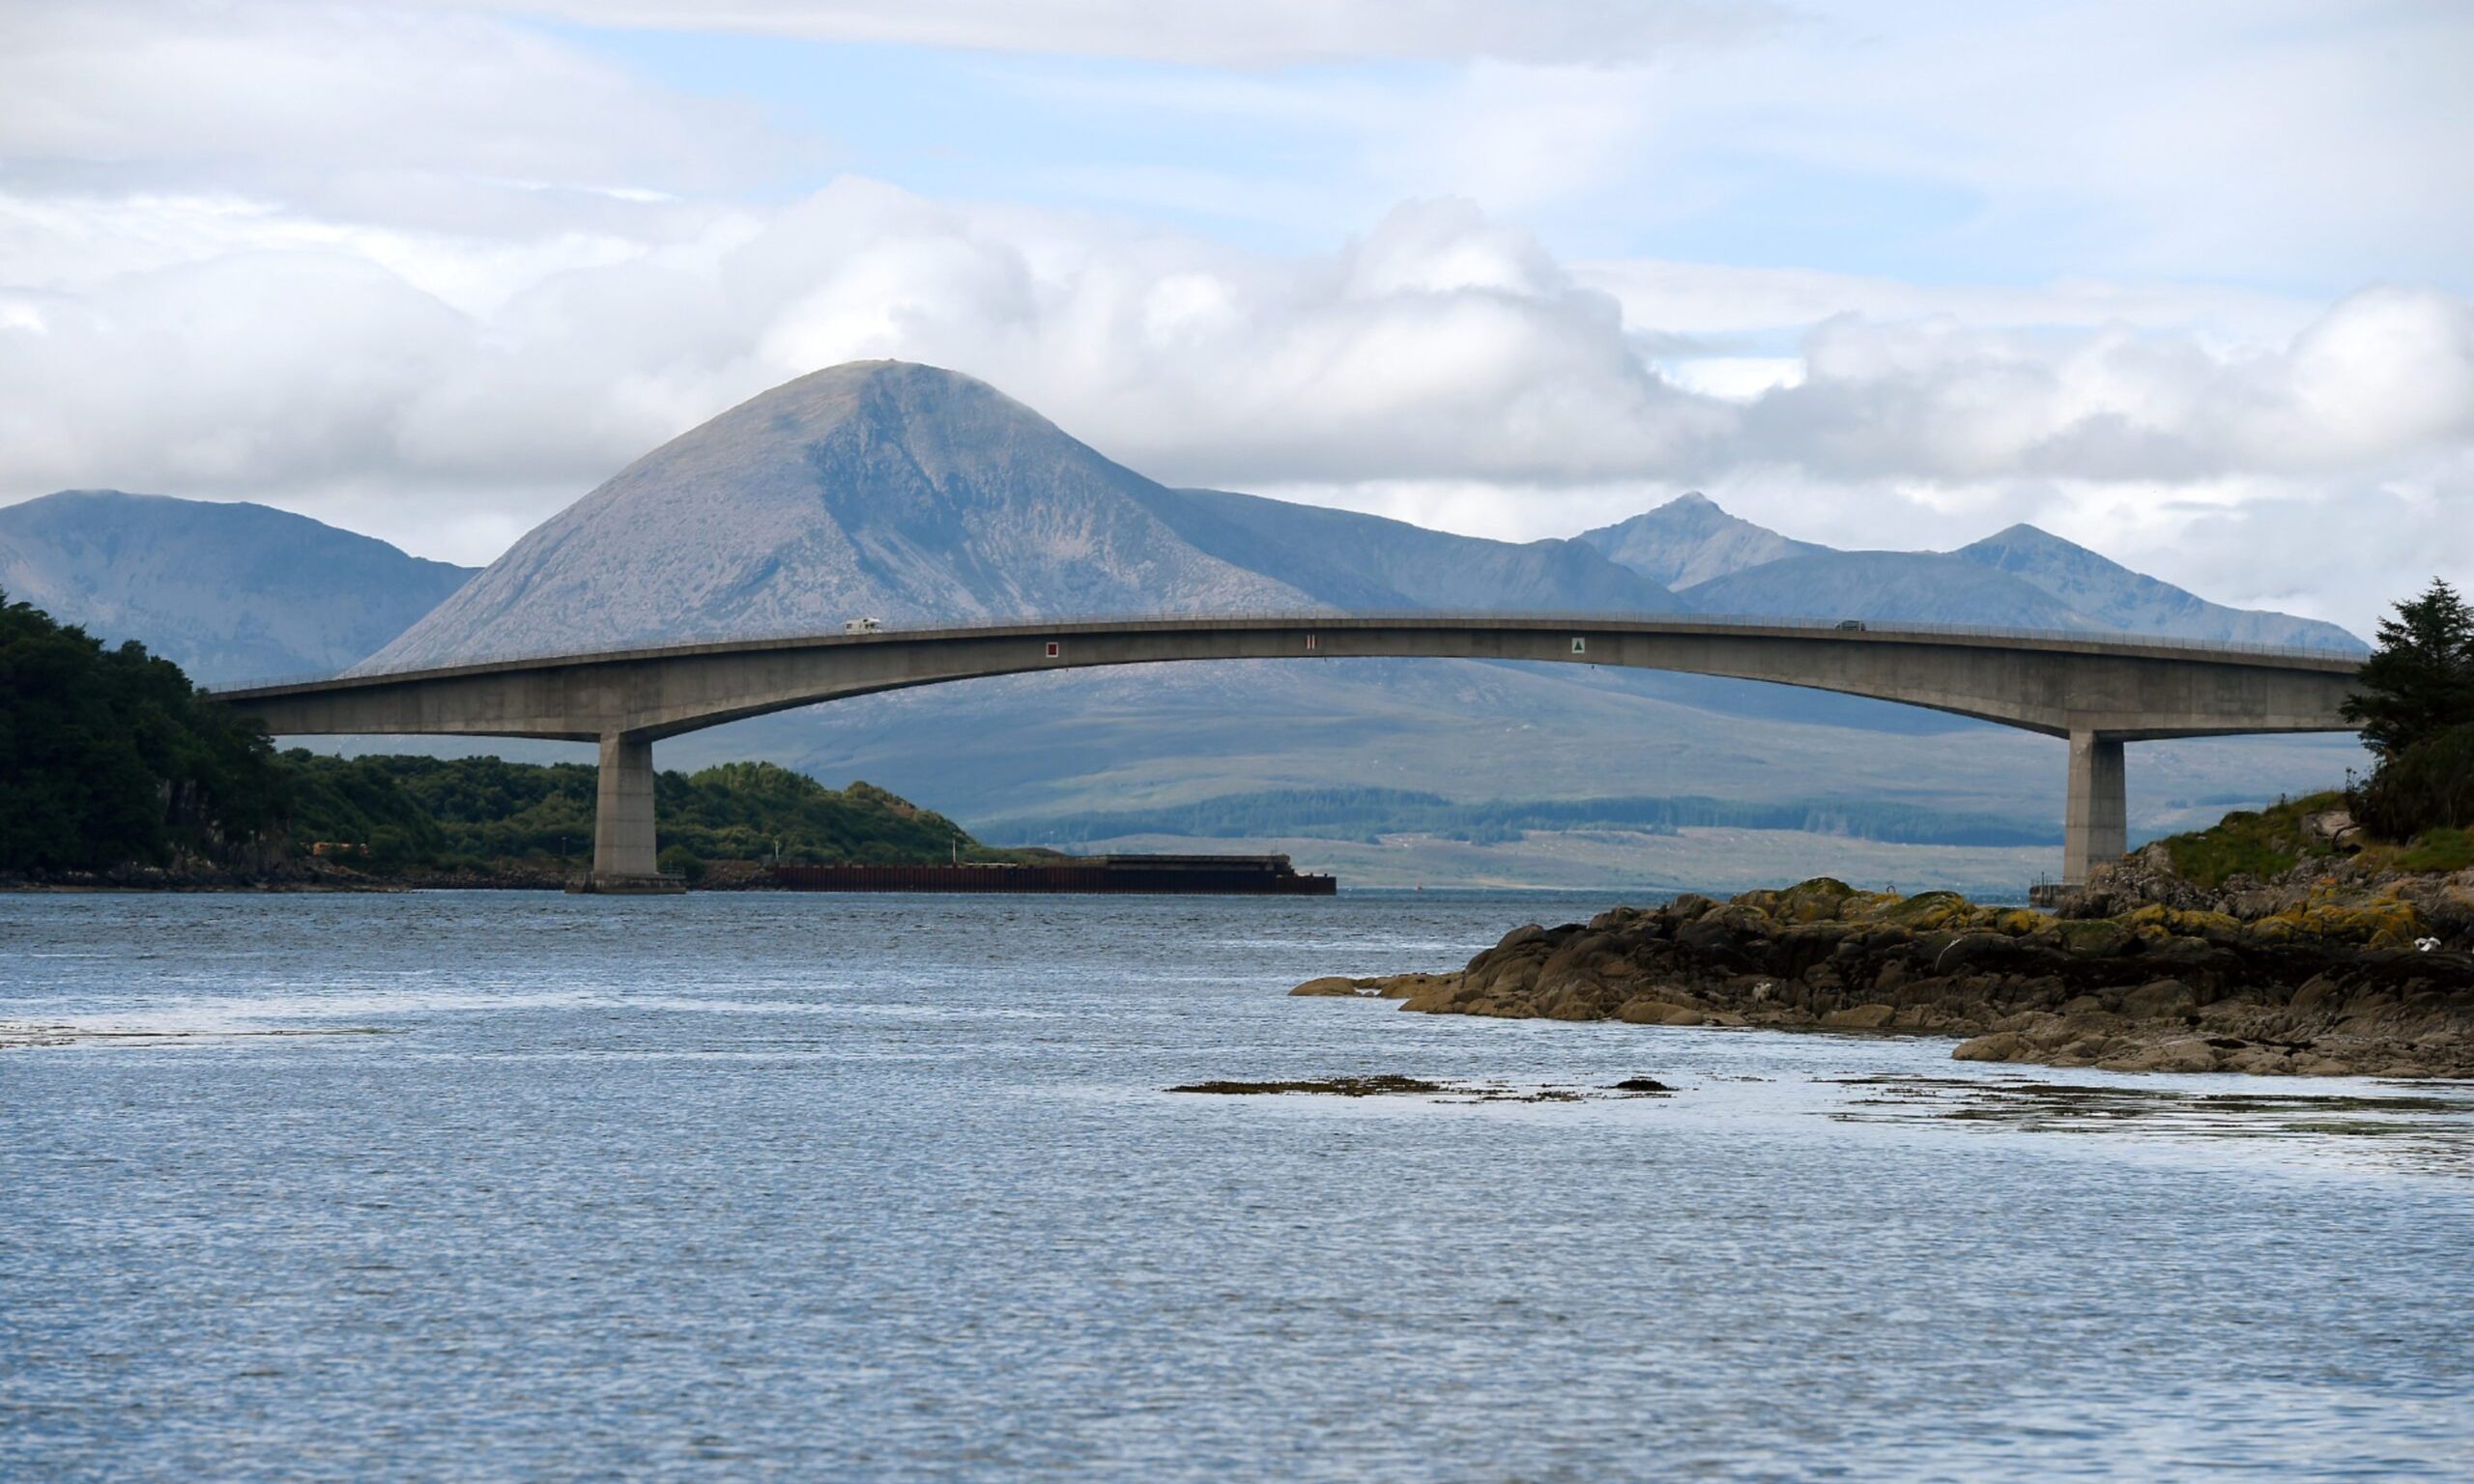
[210,614,2364,890]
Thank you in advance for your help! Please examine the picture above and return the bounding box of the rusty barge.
[767,853,1336,896]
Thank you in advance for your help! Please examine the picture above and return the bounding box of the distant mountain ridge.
[0,490,475,684]
[1680,548,2090,630]
[1951,523,2358,650]
[1131,486,1682,614]
[1589,494,2360,653]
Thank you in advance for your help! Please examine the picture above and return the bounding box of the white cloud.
[2275,289,2474,464]
[1744,288,2474,484]
[425,0,1779,67]
[923,1,2474,296]
[1625,0,2474,294]
[1573,259,2324,346]
[2,0,2466,638]
[6,176,2466,636]
[0,1,783,241]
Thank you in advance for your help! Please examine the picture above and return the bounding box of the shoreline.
[1,872,568,894]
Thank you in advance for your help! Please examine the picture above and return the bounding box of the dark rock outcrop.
[1294,876,2474,1077]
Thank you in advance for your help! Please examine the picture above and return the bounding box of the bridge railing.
[205,606,2365,693]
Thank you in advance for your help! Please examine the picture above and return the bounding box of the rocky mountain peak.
[1961,522,2110,567]
[1579,492,1822,590]
[360,359,1309,671]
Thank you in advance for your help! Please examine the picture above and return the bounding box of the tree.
[0,588,285,871]
[2341,578,2474,759]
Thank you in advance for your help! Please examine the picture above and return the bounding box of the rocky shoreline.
[1296,861,2474,1078]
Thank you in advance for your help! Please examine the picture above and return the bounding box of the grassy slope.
[2156,791,2474,889]
[280,752,1034,871]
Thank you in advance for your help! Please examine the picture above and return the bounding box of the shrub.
[2353,723,2474,842]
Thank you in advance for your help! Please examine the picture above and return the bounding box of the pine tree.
[2341,578,2474,758]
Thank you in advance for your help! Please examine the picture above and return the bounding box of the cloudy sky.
[3,0,2468,632]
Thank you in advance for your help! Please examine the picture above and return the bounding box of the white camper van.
[842,616,883,635]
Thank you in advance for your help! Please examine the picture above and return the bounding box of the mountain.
[1130,486,1681,613]
[1580,493,1824,589]
[1953,524,2364,652]
[1679,549,2093,629]
[367,362,1310,671]
[0,490,475,684]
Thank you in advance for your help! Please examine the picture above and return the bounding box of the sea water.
[4,891,2470,1480]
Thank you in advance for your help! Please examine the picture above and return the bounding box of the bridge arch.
[212,614,2362,890]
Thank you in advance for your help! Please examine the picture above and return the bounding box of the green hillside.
[282,753,1032,875]
[0,587,1019,880]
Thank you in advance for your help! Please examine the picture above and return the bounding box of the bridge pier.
[577,731,681,893]
[2062,729,2127,886]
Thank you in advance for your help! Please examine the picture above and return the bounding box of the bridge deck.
[213,610,2361,700]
